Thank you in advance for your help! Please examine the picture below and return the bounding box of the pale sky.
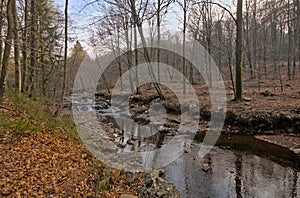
[53,0,235,57]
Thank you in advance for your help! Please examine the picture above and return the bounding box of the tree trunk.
[295,0,300,73]
[54,0,68,116]
[28,0,37,97]
[157,0,161,83]
[21,0,28,92]
[245,0,254,79]
[297,0,300,71]
[182,0,187,94]
[134,24,140,94]
[226,21,235,96]
[293,0,297,78]
[0,0,5,70]
[206,0,213,88]
[288,0,292,80]
[13,0,21,93]
[0,0,14,101]
[117,25,123,91]
[271,14,278,79]
[62,0,68,97]
[235,0,243,101]
[253,0,258,81]
[124,17,134,92]
[217,21,223,73]
[263,24,267,78]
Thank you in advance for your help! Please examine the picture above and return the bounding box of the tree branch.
[193,1,237,24]
[79,0,99,13]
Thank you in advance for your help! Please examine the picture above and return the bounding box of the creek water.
[69,96,300,198]
[165,135,300,198]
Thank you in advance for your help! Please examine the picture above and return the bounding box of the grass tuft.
[0,90,78,138]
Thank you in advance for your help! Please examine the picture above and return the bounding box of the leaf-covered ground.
[0,92,144,197]
[0,131,98,197]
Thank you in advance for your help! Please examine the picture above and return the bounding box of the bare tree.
[224,19,236,95]
[21,0,29,92]
[288,0,292,80]
[252,0,258,80]
[245,0,254,79]
[13,0,21,93]
[177,0,191,94]
[0,0,14,101]
[155,0,173,83]
[63,0,68,97]
[28,0,37,97]
[0,0,5,71]
[128,0,165,99]
[235,0,243,101]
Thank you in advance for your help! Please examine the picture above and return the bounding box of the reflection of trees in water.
[235,152,243,198]
[291,170,298,198]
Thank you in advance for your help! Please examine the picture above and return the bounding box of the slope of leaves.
[0,131,99,196]
[0,91,144,197]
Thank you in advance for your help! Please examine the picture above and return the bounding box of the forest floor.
[206,77,300,150]
[0,91,145,197]
[196,77,300,134]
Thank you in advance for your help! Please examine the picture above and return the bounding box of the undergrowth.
[0,90,78,139]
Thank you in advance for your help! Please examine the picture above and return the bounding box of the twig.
[0,105,12,111]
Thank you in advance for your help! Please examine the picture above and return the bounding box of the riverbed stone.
[158,126,173,133]
[139,170,180,198]
[127,139,135,145]
[202,163,210,172]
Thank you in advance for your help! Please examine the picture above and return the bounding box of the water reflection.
[102,112,300,197]
[69,95,300,197]
[111,117,169,153]
[235,152,242,198]
[165,146,300,198]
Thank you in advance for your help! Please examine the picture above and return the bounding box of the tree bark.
[28,0,37,97]
[0,0,14,101]
[182,0,187,94]
[288,0,292,80]
[21,0,28,92]
[245,0,253,79]
[54,0,68,116]
[117,24,123,91]
[0,0,5,70]
[134,24,140,94]
[124,17,134,92]
[13,0,21,93]
[235,0,243,101]
[63,0,68,97]
[157,0,161,83]
[297,0,300,71]
[253,0,258,81]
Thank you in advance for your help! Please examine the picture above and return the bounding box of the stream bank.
[94,91,300,135]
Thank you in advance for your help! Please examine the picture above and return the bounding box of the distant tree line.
[1,0,299,102]
[89,0,300,101]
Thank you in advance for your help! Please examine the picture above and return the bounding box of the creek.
[68,95,300,198]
